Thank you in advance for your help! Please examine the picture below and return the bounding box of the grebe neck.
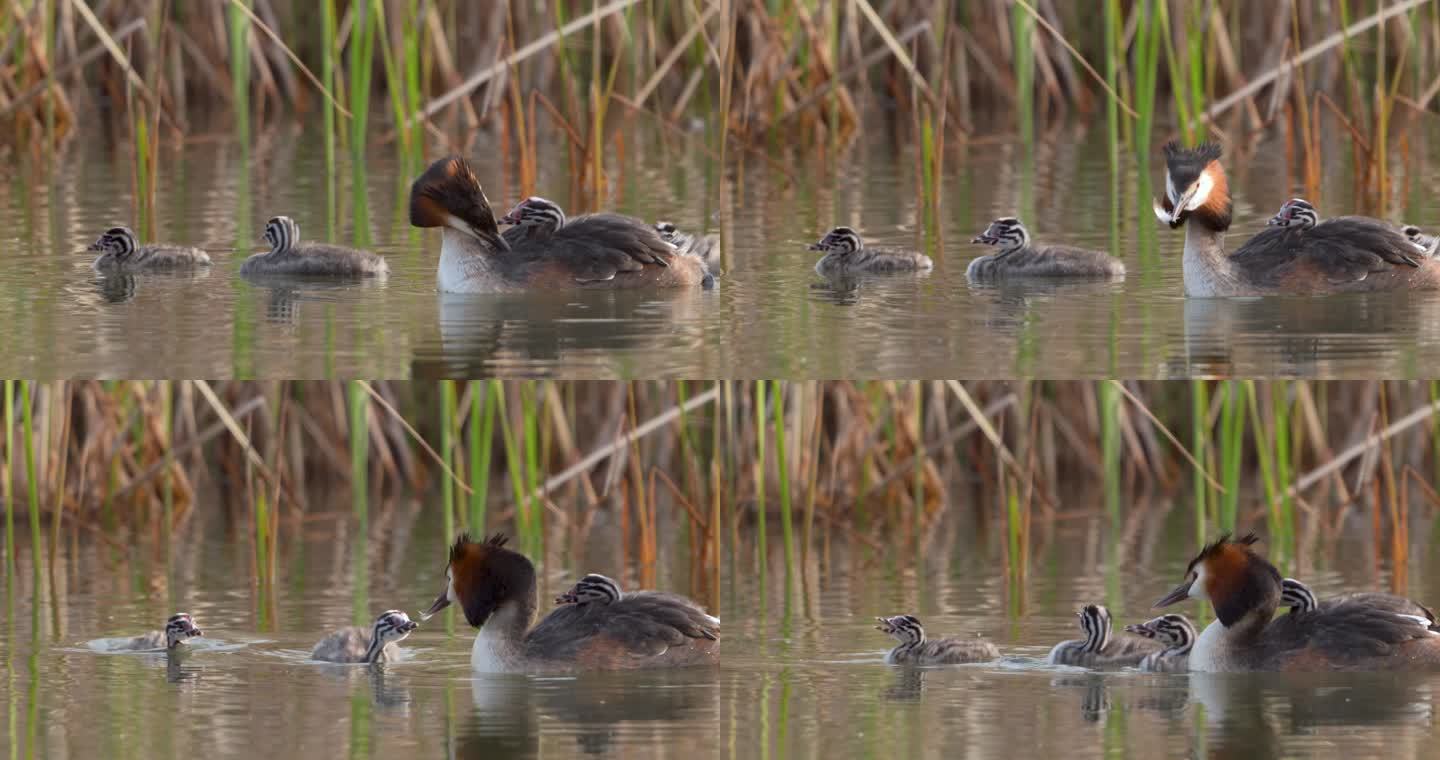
[471,596,537,672]
[1181,221,1240,297]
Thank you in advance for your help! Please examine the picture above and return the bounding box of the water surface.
[1,496,716,759]
[724,518,1440,759]
[6,123,1440,378]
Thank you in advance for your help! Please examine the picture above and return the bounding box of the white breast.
[1187,619,1228,672]
[470,625,511,673]
[437,230,493,294]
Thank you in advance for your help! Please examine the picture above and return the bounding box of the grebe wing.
[1232,219,1422,286]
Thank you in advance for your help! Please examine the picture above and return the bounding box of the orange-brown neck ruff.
[409,156,505,248]
[447,533,536,628]
[1200,534,1280,627]
[1191,161,1232,231]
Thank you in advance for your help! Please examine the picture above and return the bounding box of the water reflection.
[0,496,715,759]
[10,126,1440,376]
[727,518,1440,759]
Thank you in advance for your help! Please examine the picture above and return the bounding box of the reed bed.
[3,2,1435,181]
[5,381,1440,597]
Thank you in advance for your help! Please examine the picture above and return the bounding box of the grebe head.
[409,156,511,252]
[655,221,679,241]
[498,196,566,232]
[1154,141,1231,231]
[1280,577,1318,614]
[875,614,925,645]
[164,613,203,649]
[1154,532,1281,626]
[809,227,863,255]
[88,227,138,259]
[373,610,419,644]
[555,573,622,605]
[1077,604,1112,653]
[1266,198,1318,230]
[263,216,300,254]
[971,217,1030,254]
[421,533,536,629]
[1124,613,1196,652]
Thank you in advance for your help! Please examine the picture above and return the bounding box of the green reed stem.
[20,382,40,576]
[1012,1,1034,147]
[521,384,542,555]
[321,0,338,237]
[1218,381,1243,532]
[468,381,498,533]
[1101,381,1121,522]
[4,380,13,574]
[771,383,794,585]
[441,381,457,550]
[754,381,767,588]
[1190,380,1210,544]
[348,381,369,524]
[227,0,251,141]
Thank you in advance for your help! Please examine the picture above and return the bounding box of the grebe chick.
[875,614,999,665]
[311,610,418,664]
[1046,604,1162,668]
[1266,198,1436,259]
[1281,576,1437,626]
[1153,142,1440,295]
[654,220,721,269]
[1154,533,1440,671]
[241,216,389,277]
[1124,614,1196,672]
[421,533,719,672]
[409,159,713,292]
[555,573,623,606]
[89,227,211,272]
[116,613,204,651]
[809,227,933,275]
[967,217,1125,280]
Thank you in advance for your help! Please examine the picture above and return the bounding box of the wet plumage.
[410,162,713,292]
[311,610,418,664]
[1155,143,1440,295]
[241,216,389,277]
[1047,604,1162,668]
[1125,614,1196,672]
[422,533,719,672]
[89,227,211,272]
[967,217,1124,280]
[115,613,203,651]
[876,614,999,665]
[809,227,933,275]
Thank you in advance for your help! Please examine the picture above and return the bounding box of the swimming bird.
[809,227,933,275]
[1153,533,1440,671]
[874,614,999,665]
[310,610,419,664]
[240,216,389,277]
[409,158,713,292]
[1124,613,1196,672]
[1046,604,1162,668]
[1153,142,1440,295]
[420,533,719,672]
[967,217,1125,280]
[88,227,211,272]
[114,613,204,651]
[499,196,721,271]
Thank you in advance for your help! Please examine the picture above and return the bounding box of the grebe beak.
[499,212,520,225]
[971,234,995,244]
[1121,623,1146,635]
[807,242,827,252]
[1153,581,1192,609]
[421,589,451,621]
[1152,197,1185,228]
